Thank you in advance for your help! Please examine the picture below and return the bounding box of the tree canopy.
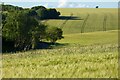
[2,4,63,52]
[2,11,47,51]
[2,4,23,11]
[32,6,61,19]
[46,27,63,44]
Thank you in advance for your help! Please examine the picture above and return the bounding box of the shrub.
[46,27,64,44]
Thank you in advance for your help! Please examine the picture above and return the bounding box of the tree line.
[2,4,63,52]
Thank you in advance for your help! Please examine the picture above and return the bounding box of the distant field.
[45,8,118,34]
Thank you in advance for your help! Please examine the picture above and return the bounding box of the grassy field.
[2,8,118,78]
[2,30,118,78]
[45,8,118,34]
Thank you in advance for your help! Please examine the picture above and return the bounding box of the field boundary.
[81,13,89,33]
[59,13,73,29]
[103,14,107,31]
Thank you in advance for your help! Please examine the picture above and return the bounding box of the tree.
[25,9,37,16]
[96,6,99,8]
[46,27,63,44]
[32,6,61,19]
[36,8,48,19]
[47,8,60,19]
[2,4,23,11]
[31,6,46,10]
[2,11,46,51]
[2,12,8,26]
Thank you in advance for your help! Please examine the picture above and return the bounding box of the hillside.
[44,8,118,34]
[2,8,118,78]
[3,30,118,78]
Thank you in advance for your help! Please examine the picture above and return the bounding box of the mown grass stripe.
[103,15,107,31]
[81,14,89,33]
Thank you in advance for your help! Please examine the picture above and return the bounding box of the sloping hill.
[2,8,118,78]
[44,8,118,34]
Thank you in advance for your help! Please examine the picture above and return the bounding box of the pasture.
[2,8,118,78]
[45,8,118,34]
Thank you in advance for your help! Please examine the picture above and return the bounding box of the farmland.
[45,8,118,34]
[2,8,118,78]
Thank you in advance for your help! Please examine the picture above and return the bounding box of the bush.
[46,27,64,44]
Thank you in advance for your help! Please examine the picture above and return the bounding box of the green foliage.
[31,6,46,10]
[1,12,8,26]
[1,4,63,52]
[36,8,48,19]
[47,8,60,19]
[2,6,63,51]
[46,27,63,43]
[2,11,46,51]
[2,4,23,11]
[32,6,61,19]
[24,9,37,16]
[2,4,61,20]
